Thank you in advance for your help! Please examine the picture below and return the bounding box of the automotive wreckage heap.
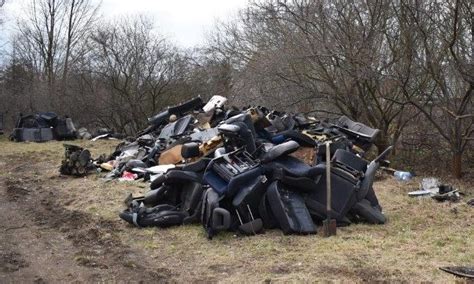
[66,96,393,238]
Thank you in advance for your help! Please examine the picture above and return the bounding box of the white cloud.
[100,0,247,47]
[1,0,247,48]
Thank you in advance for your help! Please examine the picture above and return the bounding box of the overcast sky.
[1,0,248,48]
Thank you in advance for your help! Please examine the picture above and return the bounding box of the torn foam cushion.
[159,144,184,165]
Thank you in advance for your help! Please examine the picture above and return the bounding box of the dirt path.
[0,159,171,283]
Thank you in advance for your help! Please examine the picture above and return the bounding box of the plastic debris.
[394,171,413,181]
[408,178,461,202]
[119,171,138,181]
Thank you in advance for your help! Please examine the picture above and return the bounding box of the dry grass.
[0,136,473,282]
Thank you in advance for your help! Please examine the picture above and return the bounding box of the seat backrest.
[200,188,230,239]
[203,167,228,195]
[336,116,380,142]
[233,121,256,153]
[225,113,256,135]
[165,170,201,184]
[267,181,316,234]
[266,155,312,177]
[231,174,266,209]
[180,182,203,216]
[180,158,210,173]
[226,166,263,198]
[358,146,392,201]
[332,149,368,172]
[358,161,377,200]
[143,185,173,206]
[167,96,203,115]
[305,164,359,222]
[148,110,169,126]
[277,130,317,147]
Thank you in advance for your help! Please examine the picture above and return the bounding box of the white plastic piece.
[408,190,432,197]
[203,95,227,113]
[146,164,175,174]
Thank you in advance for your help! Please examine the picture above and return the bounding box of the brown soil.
[0,150,170,283]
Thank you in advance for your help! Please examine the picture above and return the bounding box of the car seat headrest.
[261,140,300,163]
[218,123,241,135]
[181,142,200,159]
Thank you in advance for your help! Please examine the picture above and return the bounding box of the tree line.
[0,0,472,178]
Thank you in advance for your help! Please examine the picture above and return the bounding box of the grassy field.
[0,136,472,282]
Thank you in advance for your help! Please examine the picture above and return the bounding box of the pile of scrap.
[10,112,77,142]
[98,96,391,237]
[8,112,122,142]
[59,144,96,176]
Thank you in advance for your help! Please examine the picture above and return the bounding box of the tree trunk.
[63,0,76,83]
[374,141,388,156]
[374,130,390,155]
[452,152,462,178]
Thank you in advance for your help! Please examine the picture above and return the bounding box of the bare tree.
[62,0,99,81]
[207,0,472,177]
[400,0,473,178]
[0,0,6,50]
[209,0,420,153]
[90,16,178,133]
[14,0,99,110]
[2,0,471,177]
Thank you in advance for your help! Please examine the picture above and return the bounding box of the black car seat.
[266,181,316,234]
[120,170,204,227]
[348,146,393,224]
